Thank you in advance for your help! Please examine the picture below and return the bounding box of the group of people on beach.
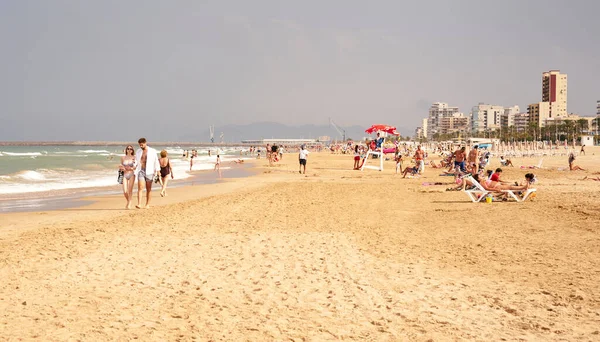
[118,138,173,209]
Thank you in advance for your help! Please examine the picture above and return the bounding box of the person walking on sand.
[135,138,160,209]
[214,154,221,171]
[159,149,173,197]
[467,145,479,174]
[414,145,425,174]
[119,145,137,209]
[299,145,309,174]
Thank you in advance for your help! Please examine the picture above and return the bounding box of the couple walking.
[120,137,173,209]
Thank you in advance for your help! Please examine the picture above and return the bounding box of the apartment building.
[501,105,520,128]
[439,116,470,135]
[427,102,461,137]
[513,113,530,132]
[471,103,519,132]
[527,102,551,127]
[542,70,568,118]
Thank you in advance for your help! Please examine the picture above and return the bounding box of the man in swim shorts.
[135,137,160,209]
[453,146,467,172]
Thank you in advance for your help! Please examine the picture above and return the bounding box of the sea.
[0,144,251,211]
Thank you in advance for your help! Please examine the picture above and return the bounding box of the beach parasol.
[365,124,398,135]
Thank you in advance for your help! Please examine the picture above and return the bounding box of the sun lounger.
[501,188,537,202]
[462,175,491,202]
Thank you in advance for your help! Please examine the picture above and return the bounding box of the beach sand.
[1,149,599,341]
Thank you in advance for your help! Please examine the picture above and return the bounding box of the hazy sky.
[1,0,599,141]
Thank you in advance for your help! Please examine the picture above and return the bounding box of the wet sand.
[1,149,599,340]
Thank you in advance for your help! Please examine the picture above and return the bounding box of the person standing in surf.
[135,138,160,209]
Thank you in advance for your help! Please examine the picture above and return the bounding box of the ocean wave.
[77,149,110,153]
[1,152,43,156]
[14,170,47,181]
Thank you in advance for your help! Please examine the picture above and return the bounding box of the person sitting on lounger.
[569,153,585,171]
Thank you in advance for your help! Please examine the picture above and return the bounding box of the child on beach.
[353,145,361,170]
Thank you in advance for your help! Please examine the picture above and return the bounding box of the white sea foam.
[14,170,47,181]
[1,152,43,156]
[77,149,110,153]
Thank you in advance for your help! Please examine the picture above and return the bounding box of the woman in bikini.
[159,150,173,197]
[488,173,535,191]
[569,153,585,171]
[120,145,137,209]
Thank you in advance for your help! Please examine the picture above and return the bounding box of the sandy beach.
[1,150,599,341]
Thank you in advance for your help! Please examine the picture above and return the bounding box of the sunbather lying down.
[485,173,535,191]
[583,176,600,181]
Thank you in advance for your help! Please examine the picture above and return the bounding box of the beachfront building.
[421,118,428,139]
[543,114,597,134]
[438,116,469,135]
[241,138,323,146]
[427,102,461,137]
[415,127,424,140]
[528,102,551,127]
[471,103,518,133]
[513,113,530,132]
[542,70,568,118]
[501,105,520,129]
[597,100,600,116]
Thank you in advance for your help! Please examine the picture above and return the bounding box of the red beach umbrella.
[365,124,398,135]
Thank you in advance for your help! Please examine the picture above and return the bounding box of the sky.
[1,0,599,141]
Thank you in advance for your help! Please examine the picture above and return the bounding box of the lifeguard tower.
[360,124,398,171]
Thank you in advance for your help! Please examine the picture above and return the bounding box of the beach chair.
[501,188,537,202]
[462,175,491,202]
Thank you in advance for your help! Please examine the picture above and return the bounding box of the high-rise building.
[501,105,520,128]
[513,113,530,132]
[597,100,600,116]
[542,70,568,118]
[439,116,470,135]
[422,118,428,138]
[427,102,461,137]
[527,102,551,127]
[471,103,518,132]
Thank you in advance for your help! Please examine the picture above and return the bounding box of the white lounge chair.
[501,188,537,202]
[462,175,491,202]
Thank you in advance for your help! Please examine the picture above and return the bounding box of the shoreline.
[0,163,257,213]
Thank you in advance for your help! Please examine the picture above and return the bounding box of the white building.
[501,105,520,128]
[422,118,428,138]
[427,102,461,137]
[471,103,518,132]
[597,100,600,116]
